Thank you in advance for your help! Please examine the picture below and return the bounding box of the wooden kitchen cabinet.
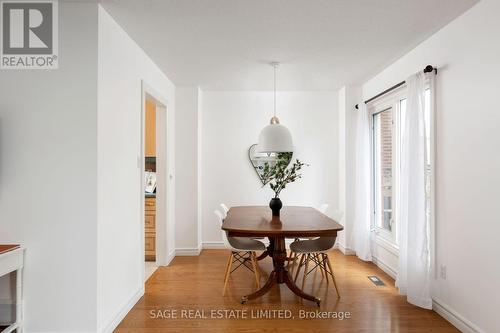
[145,100,156,158]
[145,197,156,261]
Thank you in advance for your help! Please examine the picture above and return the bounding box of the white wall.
[97,6,176,332]
[362,0,500,331]
[175,87,200,253]
[0,2,98,332]
[337,86,361,254]
[201,91,339,244]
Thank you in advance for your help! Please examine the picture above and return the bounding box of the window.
[373,108,394,234]
[370,88,431,246]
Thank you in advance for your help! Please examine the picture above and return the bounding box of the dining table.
[222,206,343,306]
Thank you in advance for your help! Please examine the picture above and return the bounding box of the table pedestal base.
[241,237,321,306]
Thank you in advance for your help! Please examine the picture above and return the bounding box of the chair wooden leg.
[255,252,262,281]
[222,252,234,296]
[250,252,260,289]
[287,251,295,267]
[256,254,266,277]
[288,251,296,276]
[294,253,305,283]
[301,254,310,291]
[325,254,340,298]
[321,253,329,283]
[315,253,325,278]
[292,251,299,275]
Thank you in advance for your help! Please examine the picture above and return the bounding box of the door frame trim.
[140,81,174,283]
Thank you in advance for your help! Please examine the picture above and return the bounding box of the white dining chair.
[290,236,340,297]
[318,203,329,214]
[288,208,344,297]
[220,203,264,240]
[215,210,266,295]
[330,209,344,223]
[220,203,229,219]
[290,203,329,246]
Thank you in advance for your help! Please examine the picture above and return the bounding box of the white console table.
[0,246,24,333]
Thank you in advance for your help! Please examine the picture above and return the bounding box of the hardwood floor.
[115,249,458,333]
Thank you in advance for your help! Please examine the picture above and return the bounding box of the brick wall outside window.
[375,110,393,231]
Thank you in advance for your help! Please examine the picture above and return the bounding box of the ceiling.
[100,0,478,91]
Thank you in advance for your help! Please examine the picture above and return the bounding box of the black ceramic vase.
[269,197,283,217]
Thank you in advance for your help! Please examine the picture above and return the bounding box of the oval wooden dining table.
[222,206,343,306]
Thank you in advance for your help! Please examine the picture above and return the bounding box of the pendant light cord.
[270,62,280,124]
[273,64,277,118]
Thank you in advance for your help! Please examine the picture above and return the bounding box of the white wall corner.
[337,86,347,250]
[175,86,202,251]
[97,5,177,331]
[197,88,203,249]
[336,242,356,256]
[166,250,176,266]
[337,85,362,252]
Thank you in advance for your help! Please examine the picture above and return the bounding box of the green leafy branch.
[261,154,308,198]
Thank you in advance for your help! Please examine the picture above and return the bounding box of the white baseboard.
[202,242,225,249]
[432,298,484,333]
[367,255,483,333]
[337,242,356,255]
[99,286,144,333]
[371,255,397,279]
[165,250,176,265]
[175,246,202,256]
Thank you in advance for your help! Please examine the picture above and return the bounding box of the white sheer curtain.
[395,72,433,309]
[351,103,372,261]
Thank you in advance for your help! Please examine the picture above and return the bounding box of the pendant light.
[257,62,293,153]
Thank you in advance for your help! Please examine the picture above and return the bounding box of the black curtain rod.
[355,65,436,109]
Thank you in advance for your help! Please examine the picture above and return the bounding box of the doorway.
[144,98,157,280]
[141,82,173,284]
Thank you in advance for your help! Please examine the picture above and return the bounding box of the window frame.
[367,82,435,259]
[368,87,407,247]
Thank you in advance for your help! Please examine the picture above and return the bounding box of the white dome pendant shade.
[257,63,293,153]
[258,116,293,153]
